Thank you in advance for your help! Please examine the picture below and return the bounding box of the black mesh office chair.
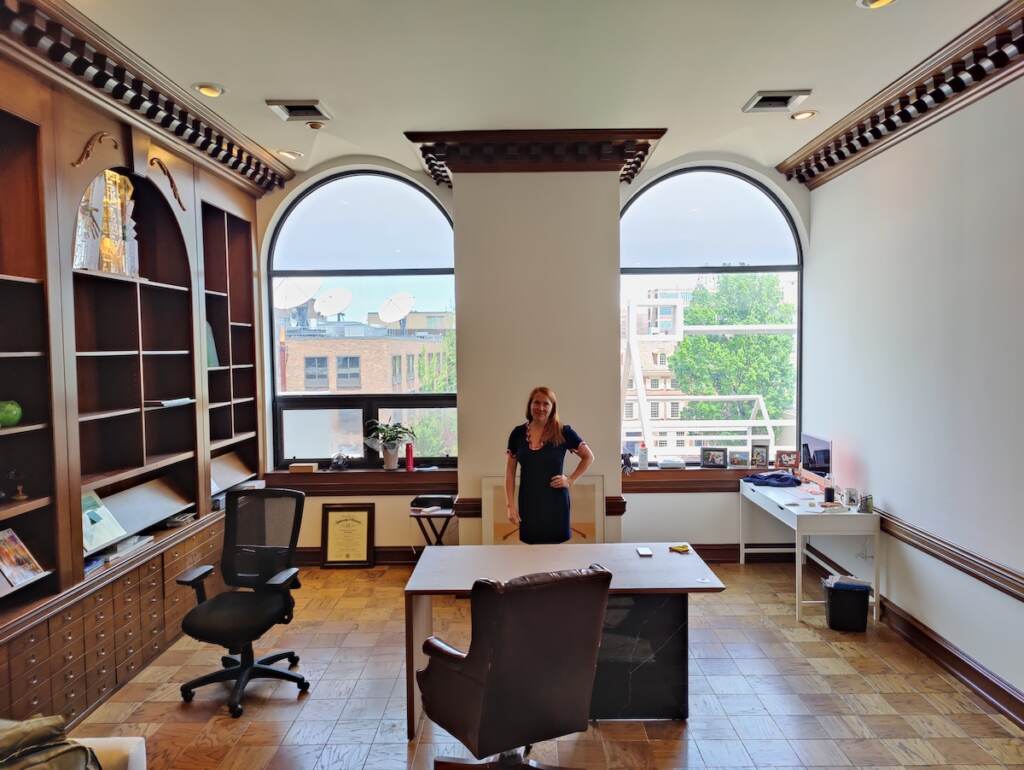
[177,488,309,717]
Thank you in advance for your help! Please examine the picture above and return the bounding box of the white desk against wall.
[739,479,880,622]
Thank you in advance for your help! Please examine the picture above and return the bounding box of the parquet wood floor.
[70,562,1022,770]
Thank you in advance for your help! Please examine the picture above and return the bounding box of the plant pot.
[382,445,400,470]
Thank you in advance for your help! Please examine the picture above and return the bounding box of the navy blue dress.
[507,423,585,544]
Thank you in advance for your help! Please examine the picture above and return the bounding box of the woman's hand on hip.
[506,504,520,524]
[550,474,573,489]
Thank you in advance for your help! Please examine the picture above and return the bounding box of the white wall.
[803,77,1024,690]
[622,493,793,544]
[453,172,623,517]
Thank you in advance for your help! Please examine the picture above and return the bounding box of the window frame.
[620,166,804,468]
[268,170,457,469]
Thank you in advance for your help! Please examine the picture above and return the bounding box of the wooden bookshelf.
[71,170,197,554]
[0,52,260,726]
[201,204,259,491]
[0,106,61,609]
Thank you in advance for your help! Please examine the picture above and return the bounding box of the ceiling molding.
[0,0,293,194]
[777,0,1024,189]
[404,129,667,187]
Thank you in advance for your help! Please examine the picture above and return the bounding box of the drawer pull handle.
[28,654,37,665]
[64,652,73,663]
[30,696,39,706]
[64,631,73,642]
[65,672,75,682]
[99,685,108,694]
[30,676,39,686]
[67,690,76,699]
[98,665,108,675]
[97,631,106,640]
[96,612,106,621]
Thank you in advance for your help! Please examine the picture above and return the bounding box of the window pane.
[281,409,363,460]
[378,407,457,457]
[272,174,453,271]
[621,171,798,268]
[273,275,455,395]
[621,272,798,461]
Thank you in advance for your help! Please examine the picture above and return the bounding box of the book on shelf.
[163,511,197,528]
[102,534,153,563]
[0,528,45,586]
[82,490,127,553]
[144,397,193,407]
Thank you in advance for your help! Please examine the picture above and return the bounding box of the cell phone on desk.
[636,546,653,557]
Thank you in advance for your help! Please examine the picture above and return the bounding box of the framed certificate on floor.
[321,503,375,568]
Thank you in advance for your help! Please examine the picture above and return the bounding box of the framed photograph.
[700,447,728,468]
[729,450,750,468]
[775,449,799,469]
[750,445,769,467]
[321,503,374,568]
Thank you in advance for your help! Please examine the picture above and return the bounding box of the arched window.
[619,168,800,465]
[269,172,456,467]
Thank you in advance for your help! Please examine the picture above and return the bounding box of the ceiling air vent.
[741,90,811,113]
[265,99,333,122]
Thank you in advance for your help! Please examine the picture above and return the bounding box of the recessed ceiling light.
[276,149,304,160]
[191,83,225,98]
[790,110,818,121]
[855,0,896,8]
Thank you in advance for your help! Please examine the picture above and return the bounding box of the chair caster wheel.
[297,679,310,693]
[229,704,243,718]
[287,653,300,667]
[181,689,194,703]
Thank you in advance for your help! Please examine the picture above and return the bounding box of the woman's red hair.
[524,386,565,446]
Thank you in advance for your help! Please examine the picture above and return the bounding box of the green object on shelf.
[0,400,23,427]
[206,322,220,367]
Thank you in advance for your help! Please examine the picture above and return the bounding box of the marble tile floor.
[70,561,1024,770]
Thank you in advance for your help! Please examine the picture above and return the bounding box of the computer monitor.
[800,433,831,477]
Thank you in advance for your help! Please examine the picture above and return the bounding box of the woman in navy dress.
[505,386,594,544]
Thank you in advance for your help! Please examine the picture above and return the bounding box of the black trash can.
[822,580,870,632]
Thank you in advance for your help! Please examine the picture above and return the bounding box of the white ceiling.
[70,0,1003,176]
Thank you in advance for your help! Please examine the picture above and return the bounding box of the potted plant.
[365,419,416,470]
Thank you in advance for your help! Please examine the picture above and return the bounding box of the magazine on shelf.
[0,528,45,586]
[102,534,153,563]
[143,397,193,408]
[82,491,127,553]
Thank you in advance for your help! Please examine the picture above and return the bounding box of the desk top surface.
[741,479,880,521]
[405,542,726,596]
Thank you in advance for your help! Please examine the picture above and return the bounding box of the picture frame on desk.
[775,449,799,470]
[750,444,769,467]
[700,447,727,469]
[321,503,375,568]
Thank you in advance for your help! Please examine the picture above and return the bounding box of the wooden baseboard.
[802,543,1024,729]
[692,543,795,563]
[881,597,1024,729]
[295,545,420,566]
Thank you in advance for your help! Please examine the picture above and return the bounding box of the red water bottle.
[405,442,414,472]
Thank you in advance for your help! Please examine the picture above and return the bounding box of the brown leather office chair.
[416,564,612,769]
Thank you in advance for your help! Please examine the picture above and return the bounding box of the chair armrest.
[265,567,300,589]
[422,636,467,668]
[176,565,214,604]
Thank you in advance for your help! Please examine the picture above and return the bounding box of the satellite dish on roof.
[272,277,322,309]
[313,286,352,317]
[378,292,414,323]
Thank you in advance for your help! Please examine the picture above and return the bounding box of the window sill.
[264,468,458,496]
[623,467,763,493]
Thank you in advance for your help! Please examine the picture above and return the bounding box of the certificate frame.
[321,503,375,568]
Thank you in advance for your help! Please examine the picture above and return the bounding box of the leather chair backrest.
[469,565,611,752]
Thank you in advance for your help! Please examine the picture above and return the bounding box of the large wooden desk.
[404,543,725,739]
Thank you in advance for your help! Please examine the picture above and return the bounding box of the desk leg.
[738,496,746,565]
[873,531,881,622]
[795,531,803,622]
[405,594,433,740]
